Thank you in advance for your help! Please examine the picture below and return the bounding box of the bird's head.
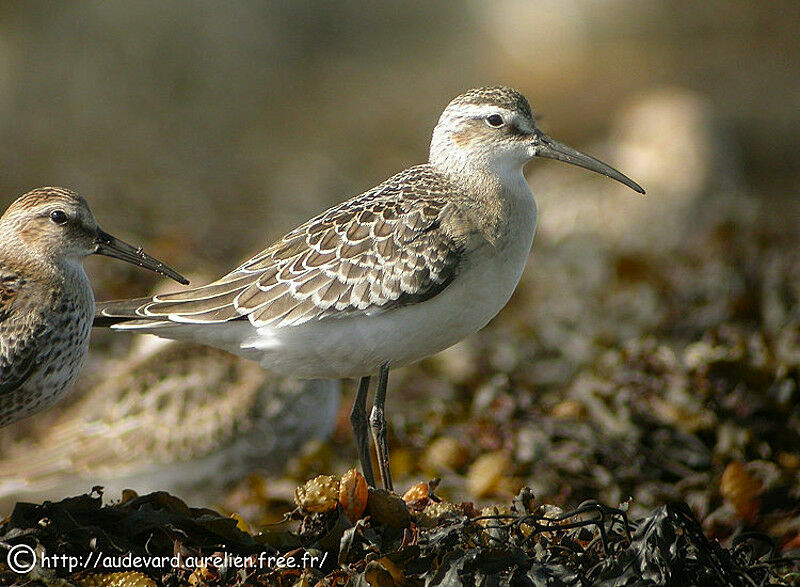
[430,86,644,194]
[0,187,188,283]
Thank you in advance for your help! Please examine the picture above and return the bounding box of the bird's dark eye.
[49,210,69,225]
[486,114,505,128]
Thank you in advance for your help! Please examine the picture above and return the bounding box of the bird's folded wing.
[0,269,40,395]
[0,351,37,396]
[0,268,22,323]
[96,166,470,329]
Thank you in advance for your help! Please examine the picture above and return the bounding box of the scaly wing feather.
[95,165,473,329]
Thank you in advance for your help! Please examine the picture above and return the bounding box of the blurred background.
[0,1,797,546]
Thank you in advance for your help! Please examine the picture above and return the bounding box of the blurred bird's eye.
[49,210,69,225]
[486,114,505,128]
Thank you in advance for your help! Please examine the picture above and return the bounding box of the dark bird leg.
[351,375,376,487]
[369,363,393,491]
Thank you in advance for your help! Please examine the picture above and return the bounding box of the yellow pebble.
[466,451,511,498]
[294,474,340,513]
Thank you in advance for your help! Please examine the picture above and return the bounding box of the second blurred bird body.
[0,340,340,511]
[0,187,187,427]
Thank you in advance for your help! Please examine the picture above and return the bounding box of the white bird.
[95,86,644,490]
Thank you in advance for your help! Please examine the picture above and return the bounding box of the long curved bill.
[533,133,645,194]
[94,228,189,285]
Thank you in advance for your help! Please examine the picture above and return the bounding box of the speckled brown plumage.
[0,187,186,427]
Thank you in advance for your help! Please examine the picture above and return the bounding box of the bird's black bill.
[534,134,645,194]
[94,229,189,285]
